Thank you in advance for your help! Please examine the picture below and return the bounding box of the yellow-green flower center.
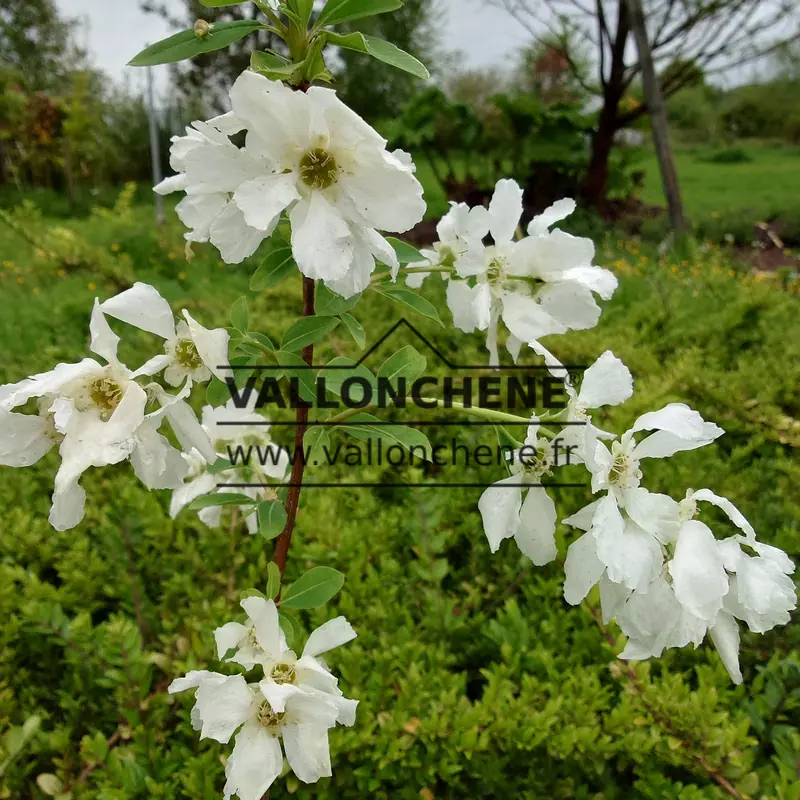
[257,699,285,729]
[271,663,297,685]
[174,338,203,370]
[487,257,507,285]
[300,148,338,190]
[89,377,124,415]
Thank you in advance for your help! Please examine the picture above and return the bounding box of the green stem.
[370,266,452,285]
[422,398,533,425]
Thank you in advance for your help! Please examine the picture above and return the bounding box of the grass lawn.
[0,192,798,798]
[636,142,800,225]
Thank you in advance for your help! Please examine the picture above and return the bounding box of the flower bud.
[194,19,211,38]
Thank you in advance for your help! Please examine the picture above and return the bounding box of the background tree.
[487,0,800,206]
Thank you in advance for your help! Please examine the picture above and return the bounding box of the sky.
[55,0,529,98]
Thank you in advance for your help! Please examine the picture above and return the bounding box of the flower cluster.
[410,180,617,365]
[156,70,426,298]
[0,282,228,529]
[170,598,357,798]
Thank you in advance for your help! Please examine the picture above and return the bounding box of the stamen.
[299,148,338,189]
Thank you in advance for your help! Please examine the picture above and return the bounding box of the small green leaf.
[258,501,288,540]
[230,296,249,332]
[288,0,316,25]
[325,31,429,80]
[340,313,366,350]
[36,775,64,797]
[316,284,361,317]
[377,345,427,383]
[275,350,316,403]
[376,286,443,326]
[304,426,331,461]
[248,332,275,352]
[206,378,229,407]
[386,236,424,264]
[281,317,340,352]
[340,413,433,460]
[317,357,377,401]
[240,588,267,602]
[250,50,299,81]
[128,21,265,67]
[208,458,234,475]
[317,0,403,27]
[189,492,257,511]
[251,243,296,291]
[278,612,300,647]
[281,566,345,610]
[266,562,282,599]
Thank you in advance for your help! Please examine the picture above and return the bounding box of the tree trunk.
[584,108,619,208]
[626,0,688,233]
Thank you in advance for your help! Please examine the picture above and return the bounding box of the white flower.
[169,600,357,798]
[161,71,425,297]
[478,417,558,565]
[439,180,617,365]
[563,404,723,598]
[531,342,634,464]
[171,399,290,533]
[98,282,230,387]
[214,597,358,725]
[0,302,211,530]
[169,671,342,798]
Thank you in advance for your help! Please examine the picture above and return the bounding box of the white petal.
[631,403,724,460]
[182,311,230,383]
[282,724,333,784]
[210,202,268,265]
[562,498,603,531]
[169,670,228,694]
[563,532,605,605]
[195,675,256,743]
[176,194,228,242]
[303,617,357,658]
[478,475,522,553]
[599,574,632,623]
[234,174,300,231]
[290,194,353,281]
[89,299,120,364]
[709,612,742,684]
[515,486,558,565]
[578,351,633,409]
[537,281,601,331]
[0,410,55,467]
[259,680,305,714]
[488,179,523,245]
[241,596,282,658]
[669,520,729,622]
[501,291,567,342]
[224,720,283,800]
[520,229,595,280]
[559,266,618,300]
[527,198,576,236]
[170,471,216,518]
[623,488,681,545]
[1,359,100,410]
[215,622,248,659]
[130,424,188,490]
[690,489,756,539]
[446,280,490,333]
[99,283,176,340]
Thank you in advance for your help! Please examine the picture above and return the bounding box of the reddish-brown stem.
[272,276,315,575]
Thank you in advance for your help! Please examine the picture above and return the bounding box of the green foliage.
[0,187,798,799]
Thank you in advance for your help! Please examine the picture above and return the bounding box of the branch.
[272,276,316,575]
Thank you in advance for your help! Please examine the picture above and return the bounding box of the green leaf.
[248,332,275,352]
[206,378,229,407]
[266,562,282,599]
[275,350,316,403]
[208,458,234,475]
[316,284,361,317]
[278,612,300,648]
[495,426,521,475]
[281,566,345,610]
[377,345,427,383]
[317,357,377,401]
[188,492,257,511]
[281,317,340,352]
[128,21,265,67]
[250,50,299,81]
[339,413,433,461]
[386,236,424,264]
[304,426,331,461]
[325,31,429,80]
[376,286,443,326]
[339,313,366,350]
[258,501,288,541]
[317,0,403,27]
[240,588,267,602]
[230,296,249,333]
[251,243,296,291]
[288,0,316,25]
